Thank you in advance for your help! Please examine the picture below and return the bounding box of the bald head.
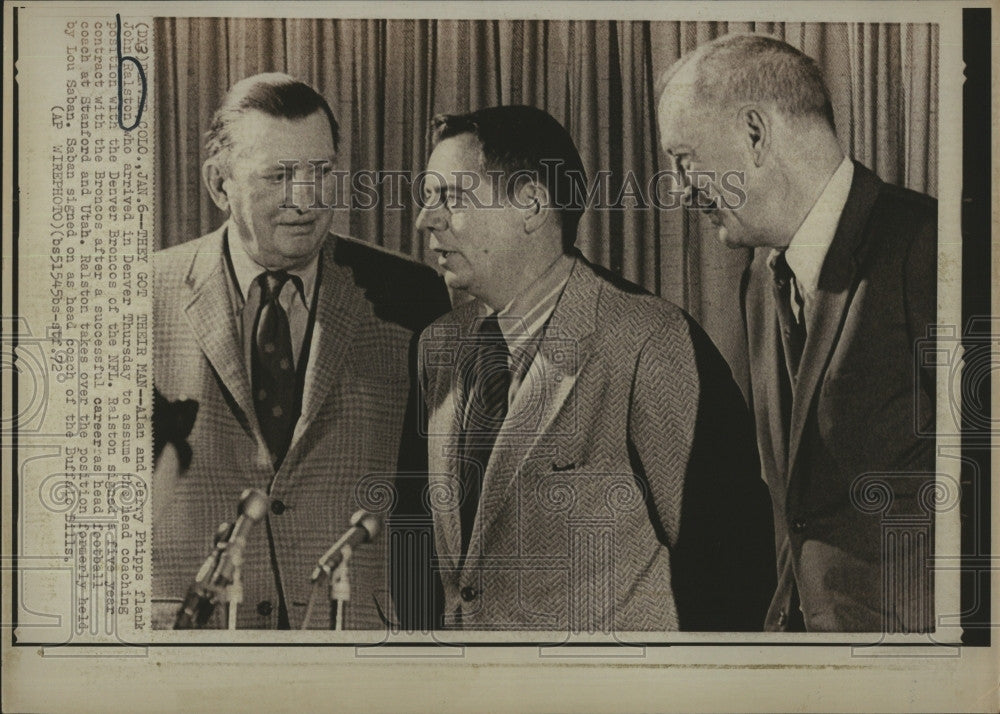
[659,33,835,131]
[656,33,845,250]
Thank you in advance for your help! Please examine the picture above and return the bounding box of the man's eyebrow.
[424,180,458,192]
[272,156,337,168]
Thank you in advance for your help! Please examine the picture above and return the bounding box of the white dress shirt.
[475,252,576,411]
[774,156,855,326]
[225,225,320,378]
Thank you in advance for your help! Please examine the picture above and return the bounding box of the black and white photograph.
[1,2,994,712]
[150,16,941,635]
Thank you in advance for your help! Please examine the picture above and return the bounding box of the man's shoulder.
[331,234,439,280]
[582,263,738,398]
[419,298,479,342]
[869,181,937,238]
[586,262,690,340]
[848,164,936,241]
[328,234,451,333]
[153,230,226,295]
[874,178,937,216]
[156,229,224,258]
[872,181,937,249]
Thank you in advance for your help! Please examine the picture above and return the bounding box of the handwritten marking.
[116,14,147,131]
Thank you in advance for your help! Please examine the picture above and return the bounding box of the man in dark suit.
[414,106,774,631]
[152,73,449,629]
[657,34,937,632]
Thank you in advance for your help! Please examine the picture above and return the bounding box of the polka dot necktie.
[251,270,302,467]
[457,314,511,560]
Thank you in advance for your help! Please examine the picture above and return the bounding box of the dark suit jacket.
[152,226,449,629]
[420,256,775,631]
[742,162,937,632]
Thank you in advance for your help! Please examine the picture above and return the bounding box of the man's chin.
[714,225,731,246]
[442,271,469,292]
[714,225,745,250]
[273,241,327,270]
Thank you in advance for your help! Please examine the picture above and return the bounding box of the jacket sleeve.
[903,201,937,409]
[388,325,446,631]
[628,312,776,631]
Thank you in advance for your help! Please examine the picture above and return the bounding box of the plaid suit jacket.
[420,257,775,632]
[153,225,448,629]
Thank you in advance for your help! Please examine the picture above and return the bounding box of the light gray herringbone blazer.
[420,256,776,632]
[153,225,448,629]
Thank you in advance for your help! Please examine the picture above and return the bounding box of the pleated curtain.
[154,18,937,387]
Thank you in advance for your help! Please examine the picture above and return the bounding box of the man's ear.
[517,180,550,234]
[739,106,768,167]
[202,159,231,212]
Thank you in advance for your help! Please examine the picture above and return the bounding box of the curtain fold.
[154,18,938,383]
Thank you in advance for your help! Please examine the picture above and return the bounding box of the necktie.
[251,270,302,467]
[770,251,807,381]
[457,314,511,559]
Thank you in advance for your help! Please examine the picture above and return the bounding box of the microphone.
[210,488,270,587]
[174,488,270,629]
[310,511,381,583]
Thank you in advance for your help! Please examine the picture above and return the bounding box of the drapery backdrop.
[154,18,938,389]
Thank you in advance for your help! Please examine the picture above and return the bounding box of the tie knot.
[770,251,794,287]
[259,270,302,303]
[477,314,509,350]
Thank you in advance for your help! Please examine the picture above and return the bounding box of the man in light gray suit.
[153,73,449,629]
[416,105,775,631]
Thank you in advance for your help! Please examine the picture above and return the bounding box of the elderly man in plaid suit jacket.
[152,73,449,629]
[415,106,775,632]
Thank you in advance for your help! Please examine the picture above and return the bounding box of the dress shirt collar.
[481,253,576,353]
[226,221,319,308]
[779,156,854,300]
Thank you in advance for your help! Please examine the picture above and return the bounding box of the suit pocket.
[520,458,649,527]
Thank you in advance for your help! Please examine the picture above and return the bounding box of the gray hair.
[204,72,340,170]
[661,33,835,130]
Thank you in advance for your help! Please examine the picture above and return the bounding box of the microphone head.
[349,510,382,542]
[238,488,270,522]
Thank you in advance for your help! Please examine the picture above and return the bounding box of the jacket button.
[460,586,479,602]
[791,518,807,533]
[256,600,273,616]
[270,499,286,515]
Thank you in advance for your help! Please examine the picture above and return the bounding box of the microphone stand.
[173,489,268,630]
[225,554,243,630]
[300,511,381,630]
[302,545,354,630]
[329,545,353,631]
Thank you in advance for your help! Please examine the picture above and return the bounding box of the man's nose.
[682,181,695,206]
[288,164,327,211]
[415,203,444,233]
[691,184,717,211]
[670,170,694,208]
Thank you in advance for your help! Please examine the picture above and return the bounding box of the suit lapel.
[287,239,358,457]
[183,227,262,446]
[758,278,794,479]
[787,163,882,477]
[468,260,600,565]
[426,305,478,573]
